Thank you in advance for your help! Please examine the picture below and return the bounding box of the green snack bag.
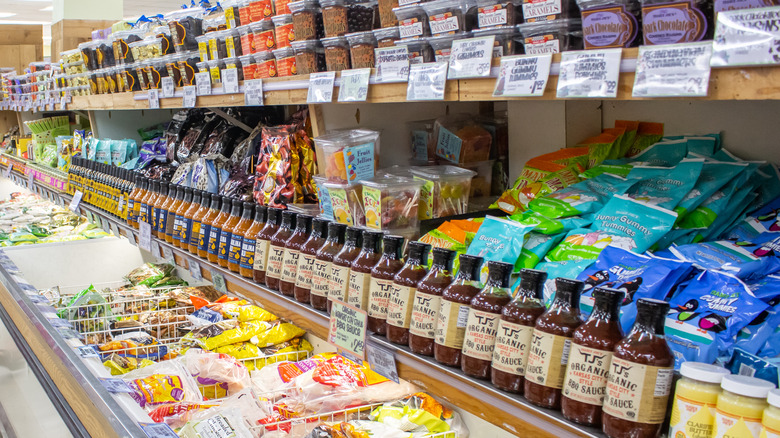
[466,216,535,275]
[626,122,664,157]
[579,162,635,179]
[578,133,620,168]
[511,210,593,235]
[528,173,636,219]
[625,159,705,210]
[674,161,748,223]
[612,120,640,159]
[518,232,565,269]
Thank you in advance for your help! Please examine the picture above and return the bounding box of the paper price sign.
[366,343,399,383]
[60,95,67,110]
[307,72,336,103]
[138,221,152,252]
[195,72,212,95]
[328,300,367,360]
[189,259,203,281]
[140,423,179,438]
[244,79,264,106]
[712,7,780,67]
[69,190,83,212]
[375,47,410,83]
[633,42,712,97]
[407,62,448,101]
[99,378,134,393]
[557,48,623,98]
[338,68,371,102]
[162,247,174,264]
[76,345,98,358]
[493,54,552,97]
[222,68,239,94]
[148,89,160,109]
[211,270,228,293]
[27,172,34,189]
[447,36,495,79]
[161,76,175,98]
[183,86,197,108]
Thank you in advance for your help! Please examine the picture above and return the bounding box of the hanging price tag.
[139,423,179,438]
[338,68,371,102]
[189,259,203,282]
[633,42,712,97]
[183,85,197,108]
[69,190,83,212]
[366,343,399,383]
[712,7,780,67]
[161,76,175,98]
[195,72,212,95]
[447,36,495,79]
[27,172,34,189]
[211,270,228,293]
[375,47,410,83]
[3,165,11,178]
[117,195,125,212]
[99,378,134,393]
[148,89,160,109]
[138,221,152,252]
[307,72,336,103]
[76,345,99,358]
[60,95,67,110]
[328,300,367,360]
[110,222,120,237]
[161,247,175,264]
[222,68,240,94]
[493,54,552,97]
[407,62,448,101]
[244,79,264,106]
[557,48,623,99]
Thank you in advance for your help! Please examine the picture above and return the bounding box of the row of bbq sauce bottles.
[125,177,672,438]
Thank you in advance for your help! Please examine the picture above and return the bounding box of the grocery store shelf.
[0,156,604,438]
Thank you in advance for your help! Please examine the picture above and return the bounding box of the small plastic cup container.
[291,40,325,74]
[323,180,365,227]
[361,176,423,230]
[237,24,255,54]
[516,18,583,55]
[273,47,298,76]
[178,52,200,85]
[427,32,470,63]
[254,51,279,77]
[522,0,579,22]
[272,14,295,48]
[394,37,434,64]
[315,129,381,183]
[239,54,258,79]
[422,0,478,35]
[347,0,379,32]
[78,41,100,70]
[196,34,211,61]
[459,159,494,197]
[134,63,150,90]
[346,31,378,68]
[477,0,521,28]
[239,0,253,25]
[394,5,430,38]
[410,165,476,219]
[578,0,641,49]
[472,25,520,58]
[153,25,176,56]
[322,0,349,37]
[373,26,400,47]
[276,0,295,15]
[223,0,243,28]
[251,20,277,52]
[289,0,323,41]
[378,0,400,27]
[322,36,352,71]
[313,175,335,220]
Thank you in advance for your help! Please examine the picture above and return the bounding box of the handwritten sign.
[338,68,371,102]
[308,72,336,103]
[633,42,712,97]
[183,86,197,108]
[366,343,399,383]
[329,300,368,360]
[244,79,264,106]
[148,89,160,109]
[557,48,622,98]
[195,72,212,95]
[375,47,410,83]
[211,270,228,293]
[161,76,175,98]
[138,221,152,252]
[189,259,203,282]
[407,62,448,101]
[222,68,239,94]
[448,36,495,79]
[712,6,780,67]
[493,54,552,97]
[69,191,83,212]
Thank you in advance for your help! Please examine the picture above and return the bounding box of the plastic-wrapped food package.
[123,360,204,410]
[640,0,712,45]
[517,18,583,54]
[576,0,641,49]
[422,0,479,35]
[361,176,423,230]
[254,125,300,208]
[477,0,522,27]
[191,157,232,193]
[166,7,206,53]
[432,115,493,164]
[181,349,251,399]
[521,0,580,22]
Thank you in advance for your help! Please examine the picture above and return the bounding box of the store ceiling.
[0,0,187,25]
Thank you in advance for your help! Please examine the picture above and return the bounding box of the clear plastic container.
[322,36,352,71]
[146,59,166,89]
[207,59,225,83]
[78,41,100,70]
[762,389,780,438]
[669,363,730,438]
[517,18,583,54]
[61,48,83,65]
[251,20,277,52]
[422,0,478,35]
[248,0,275,21]
[153,25,177,55]
[291,40,326,74]
[427,32,470,63]
[254,51,279,77]
[165,53,187,86]
[521,0,580,22]
[576,0,641,49]
[477,0,522,28]
[394,5,430,38]
[714,375,774,438]
[346,31,378,68]
[271,14,295,48]
[323,181,365,226]
[111,30,142,64]
[322,0,349,37]
[272,46,297,76]
[408,119,436,163]
[237,24,255,55]
[459,159,494,197]
[374,26,401,47]
[361,176,423,230]
[347,0,379,32]
[473,25,520,58]
[224,28,243,57]
[165,7,205,53]
[178,52,200,85]
[223,56,245,80]
[410,165,476,219]
[134,63,150,90]
[313,175,335,220]
[378,0,400,27]
[432,114,493,164]
[196,34,212,61]
[239,54,258,79]
[276,0,295,15]
[289,0,324,41]
[394,37,434,64]
[314,129,381,183]
[128,37,165,61]
[223,0,243,28]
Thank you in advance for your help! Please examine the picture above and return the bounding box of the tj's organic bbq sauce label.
[562,344,613,405]
[281,248,300,282]
[266,244,285,278]
[329,265,350,301]
[253,238,269,271]
[435,300,470,348]
[462,309,500,361]
[603,357,674,424]
[525,330,571,388]
[409,291,439,336]
[387,285,415,328]
[491,320,535,376]
[310,260,331,297]
[295,253,316,288]
[368,278,394,318]
[348,271,371,309]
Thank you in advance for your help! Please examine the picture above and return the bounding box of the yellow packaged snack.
[216,337,314,370]
[208,301,278,322]
[103,354,155,375]
[183,320,275,350]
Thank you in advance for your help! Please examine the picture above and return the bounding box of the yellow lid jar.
[714,375,775,438]
[760,389,780,438]
[669,362,730,438]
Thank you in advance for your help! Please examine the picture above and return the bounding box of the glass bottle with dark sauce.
[295,218,328,304]
[311,222,347,311]
[253,207,280,285]
[367,235,406,336]
[266,210,297,291]
[386,241,432,346]
[328,226,362,314]
[347,230,383,311]
[408,247,455,355]
[280,214,312,297]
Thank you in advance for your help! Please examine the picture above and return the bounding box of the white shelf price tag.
[138,221,152,252]
[148,89,160,109]
[69,190,83,212]
[375,47,409,83]
[76,345,98,358]
[557,48,623,99]
[162,247,175,264]
[633,42,713,98]
[27,172,34,189]
[493,54,552,97]
[183,85,197,108]
[307,72,336,103]
[161,76,175,98]
[3,165,11,178]
[713,7,780,67]
[328,300,367,360]
[244,79,264,106]
[110,222,120,237]
[210,270,228,293]
[195,72,212,95]
[338,68,371,102]
[366,343,399,383]
[407,62,449,101]
[189,259,203,281]
[139,422,179,438]
[447,36,495,79]
[222,68,240,94]
[99,378,134,393]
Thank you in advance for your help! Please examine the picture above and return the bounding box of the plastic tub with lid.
[322,180,365,226]
[410,165,476,219]
[361,176,423,230]
[516,18,582,54]
[314,129,381,183]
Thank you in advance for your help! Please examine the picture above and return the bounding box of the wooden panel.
[0,45,40,73]
[51,19,116,61]
[0,25,43,45]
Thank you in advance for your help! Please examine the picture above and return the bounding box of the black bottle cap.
[518,268,547,300]
[255,204,268,223]
[327,222,348,244]
[635,298,670,335]
[382,235,405,258]
[265,207,281,225]
[592,287,624,321]
[554,278,584,309]
[210,193,221,209]
[183,187,193,202]
[241,201,254,217]
[407,241,431,265]
[345,226,363,247]
[431,247,456,271]
[457,254,483,281]
[311,218,329,238]
[486,261,512,288]
[281,210,297,229]
[294,214,313,235]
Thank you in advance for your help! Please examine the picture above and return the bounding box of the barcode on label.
[655,368,674,397]
[457,306,469,328]
[561,339,571,365]
[738,363,757,377]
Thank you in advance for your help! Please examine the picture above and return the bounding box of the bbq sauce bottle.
[367,235,406,336]
[294,218,328,304]
[387,242,433,346]
[311,222,346,311]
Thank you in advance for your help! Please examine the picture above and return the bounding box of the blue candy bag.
[727,195,780,242]
[669,233,780,281]
[674,161,748,223]
[679,162,759,230]
[625,159,704,210]
[666,270,768,367]
[747,275,780,303]
[578,246,692,332]
[528,173,636,219]
[734,299,780,355]
[467,216,534,275]
[727,349,780,386]
[533,260,595,305]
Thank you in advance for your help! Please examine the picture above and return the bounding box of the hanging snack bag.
[678,162,759,230]
[580,138,689,180]
[624,159,704,210]
[528,173,637,219]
